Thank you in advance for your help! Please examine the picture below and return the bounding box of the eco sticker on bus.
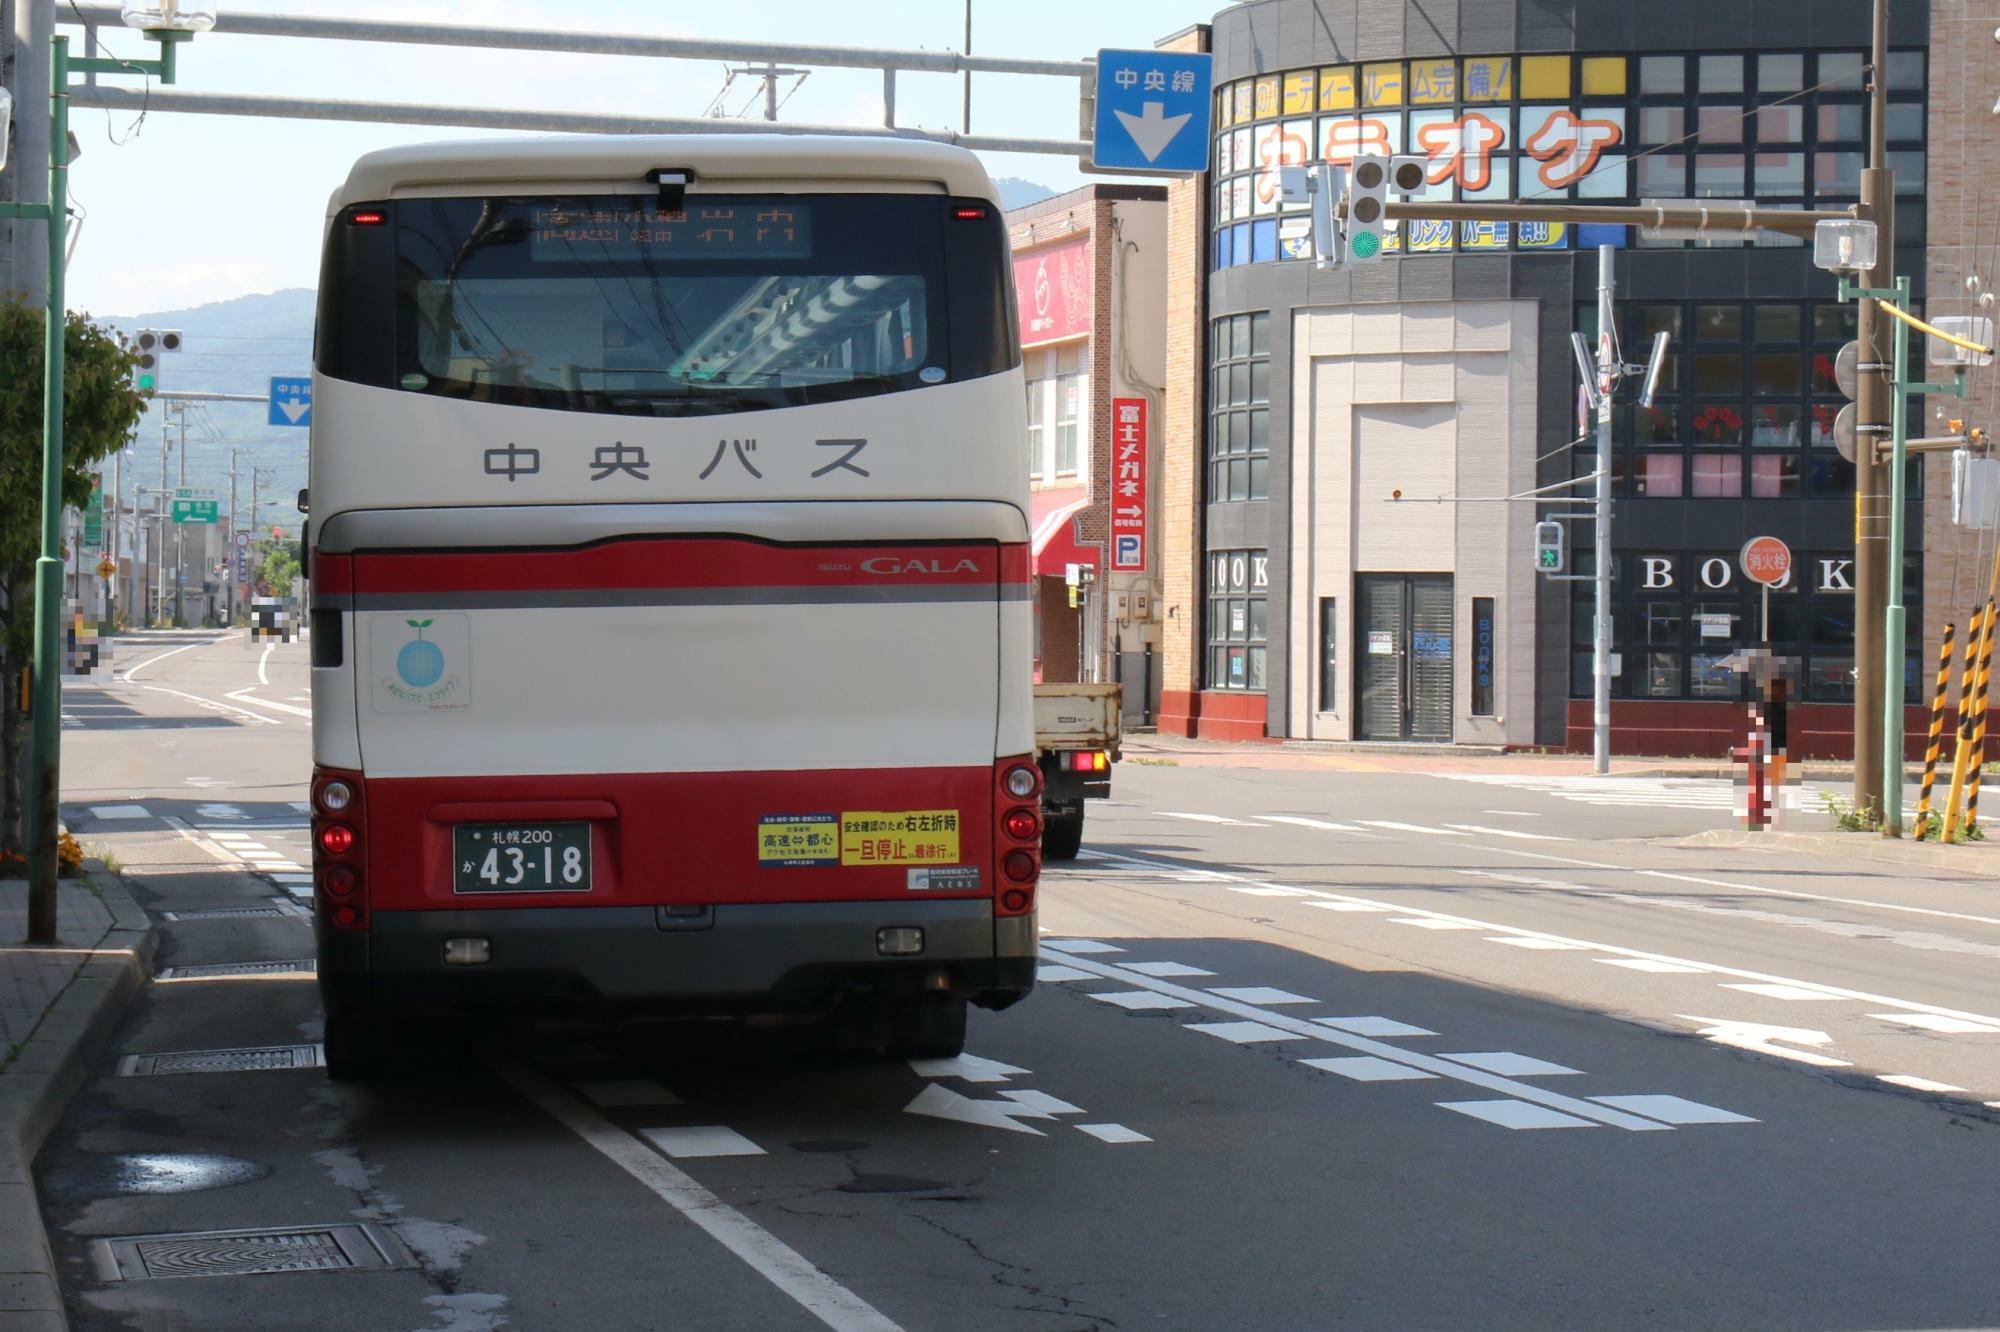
[758,814,838,867]
[839,811,960,866]
[369,613,471,713]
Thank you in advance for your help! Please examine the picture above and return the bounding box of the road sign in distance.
[1740,535,1793,587]
[1091,48,1213,173]
[96,558,117,579]
[1833,402,1859,463]
[1834,341,1860,399]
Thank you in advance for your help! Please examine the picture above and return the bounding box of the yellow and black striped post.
[1943,603,1986,843]
[1966,599,1998,833]
[1914,623,1955,838]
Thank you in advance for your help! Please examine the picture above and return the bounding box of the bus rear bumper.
[318,898,1036,1017]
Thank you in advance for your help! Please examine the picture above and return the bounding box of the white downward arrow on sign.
[1113,100,1192,163]
[278,397,309,423]
[1680,1015,1851,1067]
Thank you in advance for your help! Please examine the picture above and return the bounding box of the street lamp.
[0,15,211,942]
[1813,218,1879,276]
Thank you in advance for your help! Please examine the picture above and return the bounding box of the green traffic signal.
[1350,230,1381,259]
[137,372,156,392]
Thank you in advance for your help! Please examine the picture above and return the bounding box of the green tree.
[251,538,300,600]
[0,301,147,858]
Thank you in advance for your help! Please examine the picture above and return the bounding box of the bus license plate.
[453,822,592,894]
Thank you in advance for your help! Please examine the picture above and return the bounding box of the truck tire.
[1043,808,1084,861]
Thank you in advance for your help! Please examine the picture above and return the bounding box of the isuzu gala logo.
[860,557,980,575]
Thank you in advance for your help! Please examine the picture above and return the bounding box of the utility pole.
[961,0,972,133]
[228,446,239,625]
[1592,245,1615,775]
[157,419,170,627]
[109,446,121,630]
[173,402,188,626]
[723,62,809,121]
[1850,0,1896,821]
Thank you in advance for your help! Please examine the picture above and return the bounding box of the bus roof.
[330,134,999,213]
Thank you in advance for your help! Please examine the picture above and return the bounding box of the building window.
[1206,548,1269,691]
[1319,597,1339,712]
[1025,344,1084,481]
[1056,360,1085,476]
[1026,361,1047,481]
[1209,313,1270,502]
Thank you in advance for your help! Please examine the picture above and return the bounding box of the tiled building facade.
[1156,0,1991,757]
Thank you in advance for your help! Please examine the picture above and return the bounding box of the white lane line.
[1638,869,2000,931]
[1390,918,1485,931]
[1721,982,1847,1002]
[1487,937,1590,951]
[1160,811,1256,825]
[1050,952,1667,1131]
[1041,939,1124,955]
[1869,1012,2000,1035]
[1258,815,1371,833]
[641,1125,766,1159]
[1591,1095,1758,1126]
[139,684,280,726]
[1187,1021,1299,1044]
[89,804,151,820]
[1481,810,1543,818]
[1437,1100,1596,1130]
[1597,958,1712,974]
[1442,824,1572,842]
[1303,901,1393,913]
[1303,1056,1437,1082]
[120,636,218,682]
[1089,990,1194,1011]
[1877,1074,1968,1094]
[1206,987,1315,1005]
[258,641,275,685]
[1318,1017,1437,1038]
[1359,821,1468,835]
[1227,885,1316,898]
[1121,961,1216,978]
[496,1062,903,1332]
[163,816,268,873]
[226,688,312,718]
[1442,1052,1582,1078]
[1486,847,1618,869]
[1037,964,1095,983]
[1076,1123,1151,1144]
[1080,846,2000,1031]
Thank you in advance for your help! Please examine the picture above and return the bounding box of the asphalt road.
[36,630,2000,1331]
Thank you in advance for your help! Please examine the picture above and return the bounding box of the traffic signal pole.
[1592,245,1615,775]
[1851,0,1895,826]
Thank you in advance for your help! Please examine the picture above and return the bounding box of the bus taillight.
[312,766,368,931]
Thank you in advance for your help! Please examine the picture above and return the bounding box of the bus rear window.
[317,193,1014,417]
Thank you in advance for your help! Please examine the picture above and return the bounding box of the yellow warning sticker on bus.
[839,810,961,866]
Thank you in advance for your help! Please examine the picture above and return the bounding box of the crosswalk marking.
[1442,824,1571,842]
[1258,815,1369,833]
[1359,820,1469,835]
[1160,811,1256,825]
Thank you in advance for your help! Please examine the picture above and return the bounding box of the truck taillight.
[1069,750,1108,772]
[312,766,368,931]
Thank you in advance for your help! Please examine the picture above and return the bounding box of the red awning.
[1030,488,1094,577]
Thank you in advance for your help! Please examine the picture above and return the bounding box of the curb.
[1679,827,2000,873]
[0,864,156,1332]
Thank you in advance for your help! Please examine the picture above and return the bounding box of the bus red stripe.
[351,540,1028,594]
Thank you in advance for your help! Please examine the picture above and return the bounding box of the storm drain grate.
[96,1223,411,1281]
[117,1044,325,1077]
[157,958,316,980]
[162,906,288,922]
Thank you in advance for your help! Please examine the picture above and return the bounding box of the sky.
[50,0,1215,316]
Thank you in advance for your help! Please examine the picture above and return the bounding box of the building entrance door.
[1356,575,1454,741]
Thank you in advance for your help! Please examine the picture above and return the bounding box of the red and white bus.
[305,135,1038,1075]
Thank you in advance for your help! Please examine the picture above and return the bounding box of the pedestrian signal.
[1534,521,1566,574]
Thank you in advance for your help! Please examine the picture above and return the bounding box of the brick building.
[1152,0,1995,756]
[1007,185,1169,718]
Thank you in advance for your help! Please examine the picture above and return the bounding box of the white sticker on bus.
[370,612,472,713]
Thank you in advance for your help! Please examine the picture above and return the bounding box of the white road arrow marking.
[1680,1016,1850,1068]
[278,396,310,423]
[905,1052,1027,1083]
[903,1083,1047,1135]
[1112,101,1191,162]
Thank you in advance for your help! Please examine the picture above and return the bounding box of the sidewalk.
[1122,730,1859,779]
[0,868,156,1332]
[1681,826,2000,875]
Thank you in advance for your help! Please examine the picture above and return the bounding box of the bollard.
[1967,599,1998,834]
[1914,623,1955,839]
[1943,603,1987,842]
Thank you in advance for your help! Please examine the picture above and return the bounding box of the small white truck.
[1032,682,1121,860]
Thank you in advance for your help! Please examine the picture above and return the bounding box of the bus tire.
[888,996,966,1060]
[322,1007,392,1081]
[1042,809,1084,861]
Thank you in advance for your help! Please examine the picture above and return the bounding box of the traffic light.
[1346,156,1389,261]
[1534,520,1566,573]
[133,328,183,394]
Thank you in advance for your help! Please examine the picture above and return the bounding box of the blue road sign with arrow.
[268,376,312,428]
[1092,48,1213,173]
